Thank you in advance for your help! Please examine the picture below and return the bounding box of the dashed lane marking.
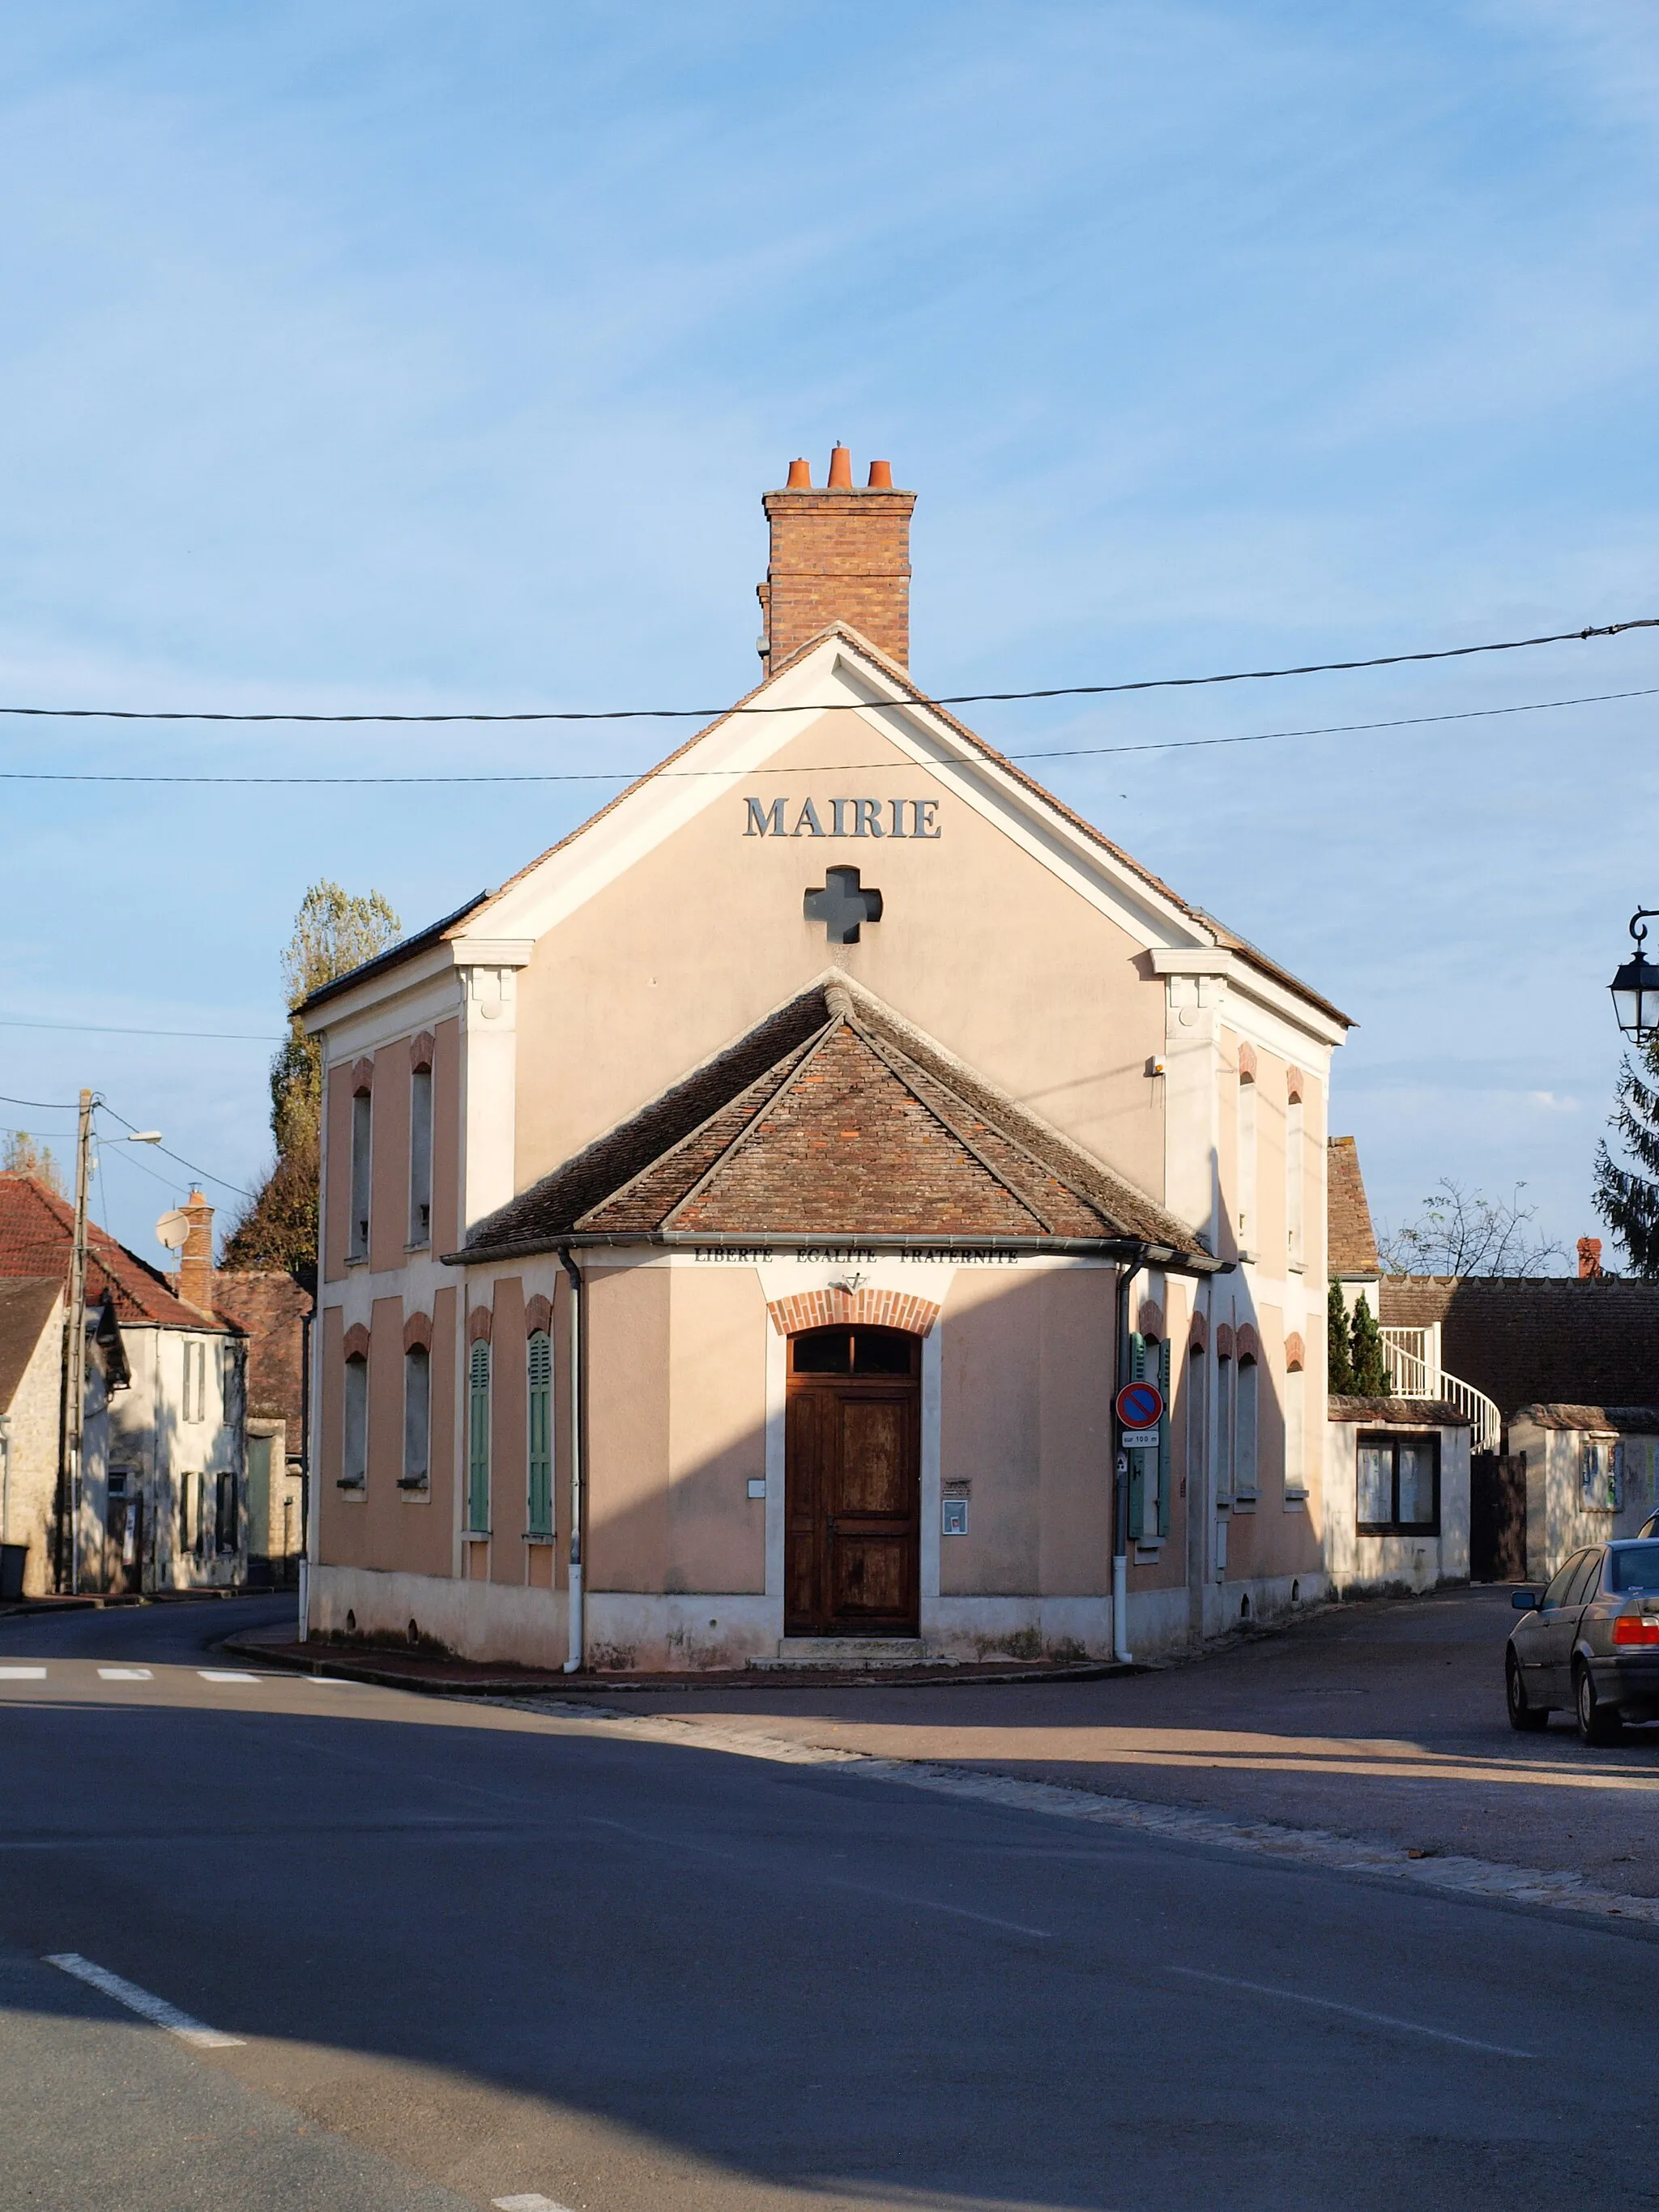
[493,2197,578,2210]
[98,1668,151,1681]
[197,1670,259,1683]
[0,1666,45,1679]
[1171,1965,1537,2059]
[45,1951,245,2047]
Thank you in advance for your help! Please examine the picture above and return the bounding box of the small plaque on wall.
[942,1498,969,1537]
[747,1478,767,1499]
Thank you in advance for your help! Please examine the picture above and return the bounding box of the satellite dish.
[155,1208,190,1251]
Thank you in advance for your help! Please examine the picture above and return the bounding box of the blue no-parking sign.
[1115,1379,1164,1431]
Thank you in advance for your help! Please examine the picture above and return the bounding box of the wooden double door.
[785,1325,920,1637]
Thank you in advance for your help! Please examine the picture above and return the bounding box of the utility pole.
[54,1089,94,1596]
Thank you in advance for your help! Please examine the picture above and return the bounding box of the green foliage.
[1,1131,62,1195]
[1327,1279,1354,1394]
[1595,1025,1659,1278]
[1349,1292,1392,1397]
[220,880,400,1279]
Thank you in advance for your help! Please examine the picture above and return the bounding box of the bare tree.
[1,1132,63,1194]
[1377,1178,1566,1277]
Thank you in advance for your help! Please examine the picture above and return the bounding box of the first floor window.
[1285,1369,1304,1493]
[343,1353,369,1489]
[1235,1357,1259,1499]
[1215,1354,1234,1499]
[403,1346,430,1489]
[214,1470,237,1555]
[1357,1431,1439,1535]
[177,1471,195,1551]
[527,1330,553,1536]
[467,1341,491,1532]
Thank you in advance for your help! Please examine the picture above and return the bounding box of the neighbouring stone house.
[300,448,1357,1671]
[0,1173,247,1593]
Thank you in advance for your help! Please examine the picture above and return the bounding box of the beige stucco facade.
[304,620,1350,1669]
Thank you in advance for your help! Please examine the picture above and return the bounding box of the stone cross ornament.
[804,865,883,945]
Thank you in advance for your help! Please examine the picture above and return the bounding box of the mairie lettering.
[744,796,941,839]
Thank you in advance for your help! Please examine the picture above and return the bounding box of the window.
[1610,1543,1659,1592]
[1285,1367,1305,1495]
[403,1345,430,1490]
[1356,1431,1439,1534]
[1185,1345,1208,1502]
[214,1470,238,1555]
[1542,1550,1587,1609]
[467,1340,491,1532]
[527,1330,553,1536]
[1215,1352,1234,1500]
[408,1067,433,1247]
[1128,1332,1171,1540]
[1567,1549,1605,1606]
[1286,1095,1304,1268]
[348,1089,373,1260]
[1236,1069,1257,1255]
[1235,1357,1259,1501]
[177,1472,194,1552]
[1581,1438,1623,1511]
[343,1353,368,1490]
[181,1339,207,1424]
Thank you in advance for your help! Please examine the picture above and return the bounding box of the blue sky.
[2,1,1656,1268]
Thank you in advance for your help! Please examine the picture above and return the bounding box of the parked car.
[1507,1540,1659,1742]
[1639,1513,1659,1538]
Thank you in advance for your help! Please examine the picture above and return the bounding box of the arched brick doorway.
[784,1324,921,1637]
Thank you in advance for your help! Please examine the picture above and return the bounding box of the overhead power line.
[0,1012,282,1041]
[0,681,1653,786]
[0,615,1652,727]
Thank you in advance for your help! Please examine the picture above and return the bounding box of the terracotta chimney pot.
[1578,1236,1604,1281]
[785,457,812,488]
[866,459,893,488]
[757,451,916,668]
[826,444,853,488]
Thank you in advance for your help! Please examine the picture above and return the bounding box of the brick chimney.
[177,1188,215,1314]
[1578,1235,1604,1281]
[757,446,916,670]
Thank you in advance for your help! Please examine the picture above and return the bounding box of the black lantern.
[1610,910,1659,1042]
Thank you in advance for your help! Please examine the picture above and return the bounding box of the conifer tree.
[1595,1025,1659,1276]
[0,1132,62,1194]
[1327,1279,1355,1394]
[221,880,400,1281]
[1349,1292,1392,1397]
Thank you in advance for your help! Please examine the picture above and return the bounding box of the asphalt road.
[3,1596,1657,2212]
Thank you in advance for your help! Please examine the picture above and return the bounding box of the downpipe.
[559,1247,585,1674]
[1112,1250,1145,1664]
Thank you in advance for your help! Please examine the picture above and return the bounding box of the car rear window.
[1609,1543,1659,1592]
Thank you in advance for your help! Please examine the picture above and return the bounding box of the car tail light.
[1614,1615,1659,1646]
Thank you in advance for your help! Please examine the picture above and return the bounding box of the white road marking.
[0,1666,45,1679]
[587,1815,1053,1940]
[45,1952,245,2048]
[98,1668,151,1681]
[493,2197,578,2210]
[1171,1965,1536,2058]
[198,1670,258,1683]
[306,1675,370,1686]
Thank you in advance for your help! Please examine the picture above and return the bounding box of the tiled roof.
[1511,1404,1659,1434]
[1378,1276,1659,1421]
[307,623,1350,1029]
[454,975,1213,1264]
[1328,1393,1470,1427]
[211,1271,313,1427]
[0,1276,60,1415]
[0,1174,238,1334]
[1327,1136,1380,1276]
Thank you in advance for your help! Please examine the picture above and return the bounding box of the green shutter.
[1127,1332,1147,1541]
[1157,1336,1172,1536]
[467,1341,491,1532]
[527,1331,553,1536]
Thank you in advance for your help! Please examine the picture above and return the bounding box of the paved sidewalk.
[599,1586,1659,1897]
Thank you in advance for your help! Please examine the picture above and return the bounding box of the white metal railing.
[1378,1323,1501,1453]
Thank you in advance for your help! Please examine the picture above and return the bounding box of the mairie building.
[302,450,1350,1671]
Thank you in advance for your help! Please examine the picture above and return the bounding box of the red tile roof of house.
[0,1174,238,1333]
[454,975,1216,1264]
[1327,1136,1380,1276]
[0,1276,61,1415]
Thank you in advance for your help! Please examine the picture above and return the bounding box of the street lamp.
[1610,911,1659,1042]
